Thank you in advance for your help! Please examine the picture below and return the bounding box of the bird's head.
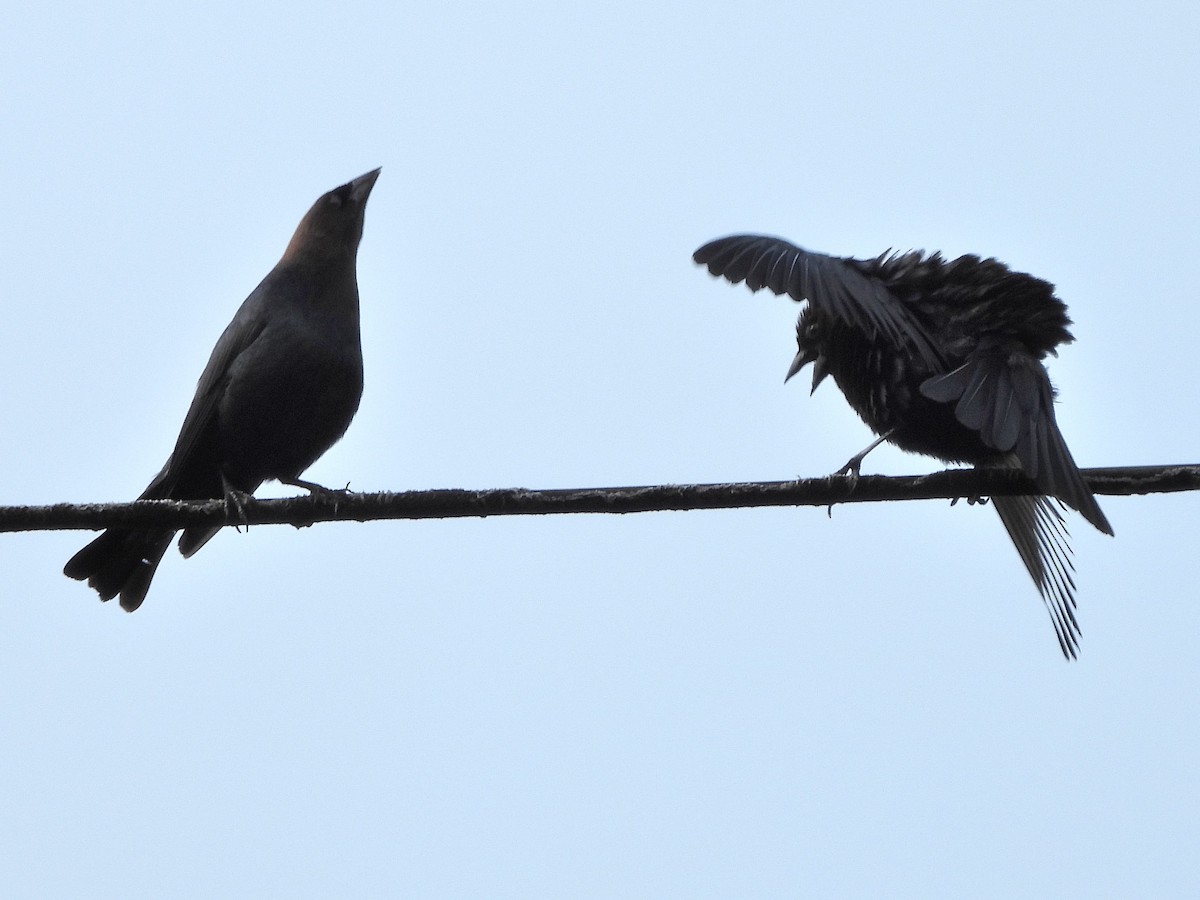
[785,307,830,394]
[283,168,381,264]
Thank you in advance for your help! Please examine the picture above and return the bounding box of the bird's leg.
[824,430,895,518]
[221,473,254,533]
[835,430,894,477]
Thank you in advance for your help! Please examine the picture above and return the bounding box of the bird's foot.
[223,487,254,533]
[835,456,865,478]
[825,459,862,518]
[282,477,352,497]
[950,495,990,508]
[281,478,352,514]
[834,431,891,481]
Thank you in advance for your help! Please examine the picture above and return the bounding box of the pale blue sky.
[2,2,1198,897]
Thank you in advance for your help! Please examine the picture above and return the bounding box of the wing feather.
[919,344,1111,535]
[694,234,943,368]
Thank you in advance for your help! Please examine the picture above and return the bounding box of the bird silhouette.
[694,233,1112,658]
[65,168,380,610]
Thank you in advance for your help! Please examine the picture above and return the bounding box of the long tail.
[63,528,174,612]
[991,492,1080,659]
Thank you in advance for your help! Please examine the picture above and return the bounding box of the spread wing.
[693,234,943,369]
[919,342,1111,536]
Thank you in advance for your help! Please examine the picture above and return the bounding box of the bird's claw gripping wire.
[221,477,254,534]
[282,478,353,515]
[825,430,894,516]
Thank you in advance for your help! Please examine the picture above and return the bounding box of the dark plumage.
[64,168,381,611]
[694,233,1112,658]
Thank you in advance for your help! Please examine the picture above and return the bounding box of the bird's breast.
[825,334,995,465]
[217,322,364,483]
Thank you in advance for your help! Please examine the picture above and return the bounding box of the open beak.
[785,348,830,395]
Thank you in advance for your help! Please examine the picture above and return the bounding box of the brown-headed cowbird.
[64,168,381,611]
[694,234,1112,659]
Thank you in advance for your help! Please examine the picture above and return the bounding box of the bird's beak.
[350,167,382,202]
[785,347,829,394]
[809,355,830,394]
[784,347,813,383]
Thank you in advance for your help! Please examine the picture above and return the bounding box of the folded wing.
[919,342,1111,536]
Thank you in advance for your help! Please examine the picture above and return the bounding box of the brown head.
[282,167,381,266]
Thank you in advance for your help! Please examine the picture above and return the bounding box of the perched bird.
[65,168,381,611]
[693,234,1112,658]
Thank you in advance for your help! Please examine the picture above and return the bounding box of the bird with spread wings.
[695,234,1112,658]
